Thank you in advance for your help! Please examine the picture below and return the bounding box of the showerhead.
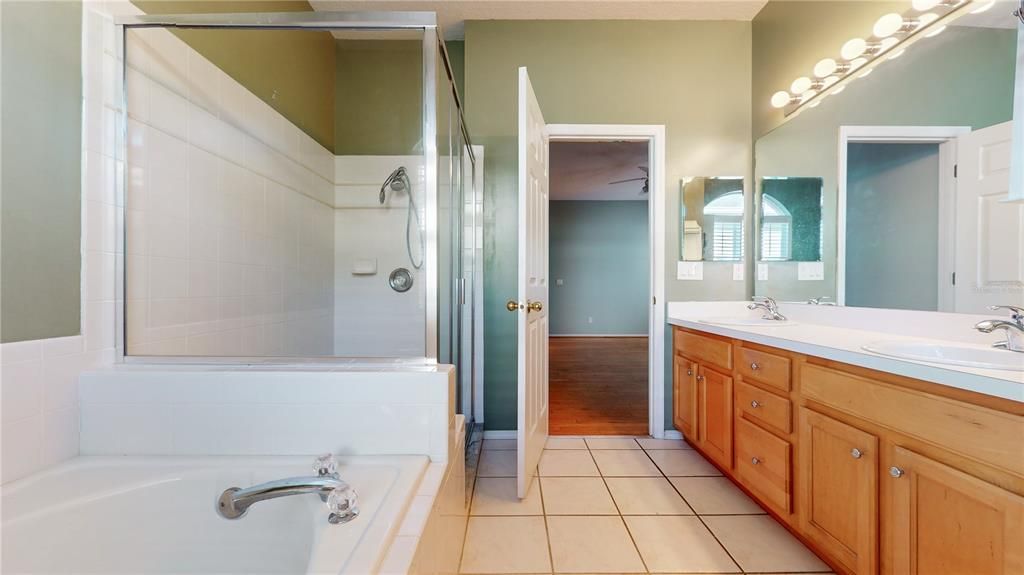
[379,166,408,204]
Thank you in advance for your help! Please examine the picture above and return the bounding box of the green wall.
[1,0,83,343]
[761,178,822,262]
[334,39,422,156]
[464,20,753,430]
[550,201,648,336]
[134,1,336,150]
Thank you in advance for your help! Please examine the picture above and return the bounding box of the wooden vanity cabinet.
[887,446,1024,575]
[799,408,879,575]
[671,325,1024,575]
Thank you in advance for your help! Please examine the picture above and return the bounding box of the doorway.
[548,141,650,435]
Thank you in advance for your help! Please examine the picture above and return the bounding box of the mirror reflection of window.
[760,194,792,261]
[704,189,745,261]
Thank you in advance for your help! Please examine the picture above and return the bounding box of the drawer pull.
[750,362,761,371]
[750,400,761,409]
[751,457,761,465]
[851,448,863,459]
[890,466,904,478]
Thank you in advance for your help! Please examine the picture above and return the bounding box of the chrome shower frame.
[113,11,476,367]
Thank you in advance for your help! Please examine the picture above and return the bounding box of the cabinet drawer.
[736,381,792,435]
[735,417,791,513]
[674,329,732,371]
[801,363,1024,478]
[737,347,791,392]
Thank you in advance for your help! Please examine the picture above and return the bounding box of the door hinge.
[952,272,956,285]
[953,164,958,178]
[652,296,657,305]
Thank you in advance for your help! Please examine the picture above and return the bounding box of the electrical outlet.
[732,263,744,281]
[757,263,768,281]
[587,317,593,324]
[676,261,703,280]
[556,278,564,286]
[798,261,825,281]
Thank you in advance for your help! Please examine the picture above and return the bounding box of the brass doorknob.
[506,299,523,312]
[527,301,543,312]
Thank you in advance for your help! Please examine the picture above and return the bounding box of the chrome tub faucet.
[975,305,1024,353]
[749,296,787,321]
[217,454,359,524]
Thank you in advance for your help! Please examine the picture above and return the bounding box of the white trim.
[471,145,486,424]
[550,334,648,338]
[482,430,518,440]
[836,125,970,308]
[663,430,684,440]
[546,123,668,440]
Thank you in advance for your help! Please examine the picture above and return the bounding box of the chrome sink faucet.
[216,454,359,524]
[974,305,1024,353]
[748,296,787,321]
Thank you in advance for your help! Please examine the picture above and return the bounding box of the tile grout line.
[537,465,556,575]
[599,437,653,574]
[640,443,748,574]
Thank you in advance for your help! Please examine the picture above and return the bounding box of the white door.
[516,67,550,499]
[955,121,1024,313]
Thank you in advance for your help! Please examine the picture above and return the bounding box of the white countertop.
[668,302,1024,403]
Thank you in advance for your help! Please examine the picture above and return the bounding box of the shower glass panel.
[119,13,475,371]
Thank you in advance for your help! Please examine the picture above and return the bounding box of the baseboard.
[663,429,683,440]
[550,334,648,338]
[482,430,517,440]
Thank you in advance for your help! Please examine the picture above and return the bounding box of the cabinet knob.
[890,466,904,478]
[686,369,693,376]
[751,457,761,465]
[750,362,761,371]
[851,448,863,459]
[750,400,761,409]
[696,375,705,382]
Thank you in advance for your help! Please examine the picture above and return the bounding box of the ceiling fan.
[608,166,649,195]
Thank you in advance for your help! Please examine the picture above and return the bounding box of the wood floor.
[549,336,649,436]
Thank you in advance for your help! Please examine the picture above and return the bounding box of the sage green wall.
[754,25,1016,303]
[464,20,753,430]
[752,1,905,139]
[1,0,82,343]
[134,1,336,149]
[550,201,648,336]
[334,39,422,155]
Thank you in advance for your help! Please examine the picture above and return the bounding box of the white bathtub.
[1,455,428,574]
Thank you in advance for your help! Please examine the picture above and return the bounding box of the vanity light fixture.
[770,0,976,117]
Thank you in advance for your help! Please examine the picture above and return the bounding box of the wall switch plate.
[798,261,825,281]
[556,278,564,286]
[757,263,768,281]
[677,261,703,280]
[732,263,744,281]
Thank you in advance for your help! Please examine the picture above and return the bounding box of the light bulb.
[841,38,867,60]
[814,58,838,78]
[770,91,793,109]
[809,101,821,109]
[822,76,839,87]
[917,13,939,26]
[925,25,947,37]
[790,76,813,94]
[874,13,906,38]
[801,89,818,102]
[832,85,846,95]
[888,48,906,60]
[970,0,995,13]
[849,58,867,70]
[912,0,940,10]
[859,68,874,78]
[878,37,899,52]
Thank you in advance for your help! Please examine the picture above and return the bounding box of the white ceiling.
[309,0,770,39]
[550,141,650,201]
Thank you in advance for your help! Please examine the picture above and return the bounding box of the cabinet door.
[799,408,878,575]
[889,446,1024,575]
[673,354,698,442]
[698,365,733,470]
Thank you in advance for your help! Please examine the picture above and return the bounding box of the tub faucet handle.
[326,483,360,524]
[313,454,338,478]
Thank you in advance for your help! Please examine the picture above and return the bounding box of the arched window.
[761,194,792,261]
[704,191,744,261]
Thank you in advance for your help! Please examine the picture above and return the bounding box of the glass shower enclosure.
[116,11,478,417]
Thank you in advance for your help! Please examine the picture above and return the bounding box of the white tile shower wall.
[334,156,427,356]
[0,3,126,484]
[79,365,456,461]
[124,25,336,356]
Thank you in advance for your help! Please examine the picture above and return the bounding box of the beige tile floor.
[461,436,834,575]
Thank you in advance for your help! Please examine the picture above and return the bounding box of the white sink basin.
[698,317,800,327]
[862,340,1024,372]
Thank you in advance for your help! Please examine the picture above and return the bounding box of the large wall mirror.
[754,10,1021,312]
[680,176,746,262]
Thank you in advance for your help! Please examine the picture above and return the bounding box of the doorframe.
[837,125,970,310]
[546,123,668,439]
